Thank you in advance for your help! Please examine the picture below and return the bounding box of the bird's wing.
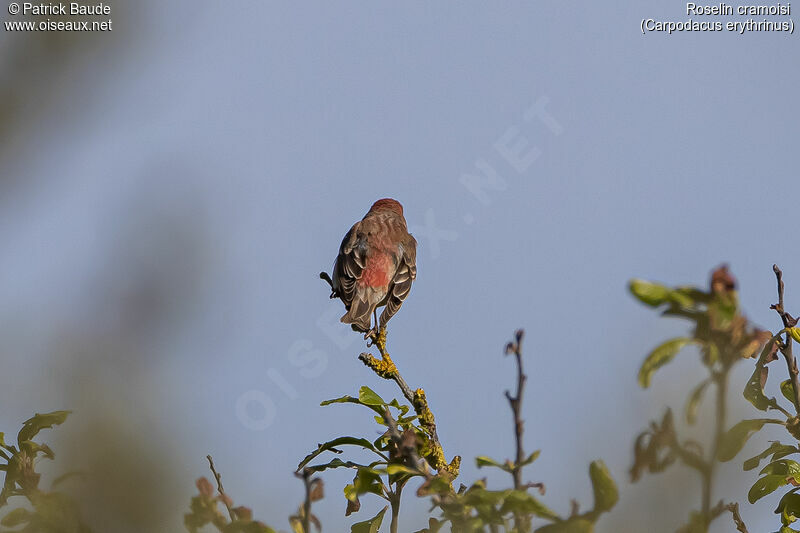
[379,234,417,327]
[332,221,367,309]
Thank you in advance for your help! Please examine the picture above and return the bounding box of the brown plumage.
[329,198,417,335]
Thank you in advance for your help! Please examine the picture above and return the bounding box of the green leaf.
[718,419,783,462]
[629,280,704,309]
[16,411,71,445]
[321,394,359,406]
[589,460,618,514]
[686,379,710,425]
[321,394,383,416]
[462,487,507,507]
[776,490,800,519]
[760,459,800,477]
[416,474,453,496]
[744,344,780,412]
[535,518,593,533]
[744,442,799,471]
[344,467,384,501]
[673,286,709,305]
[358,387,386,407]
[305,458,370,473]
[321,388,398,418]
[19,440,55,460]
[385,464,419,476]
[386,398,410,416]
[638,338,694,388]
[783,380,799,405]
[519,450,541,467]
[629,279,672,307]
[350,505,387,533]
[749,474,792,503]
[475,456,512,472]
[297,437,382,470]
[0,507,31,527]
[500,490,559,520]
[413,518,445,533]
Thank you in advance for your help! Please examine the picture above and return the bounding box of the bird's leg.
[365,327,378,346]
[365,316,388,356]
[363,311,380,347]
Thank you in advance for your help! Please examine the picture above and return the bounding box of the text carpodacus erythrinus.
[327,198,417,337]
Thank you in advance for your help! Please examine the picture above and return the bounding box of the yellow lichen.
[361,352,396,378]
[362,330,460,477]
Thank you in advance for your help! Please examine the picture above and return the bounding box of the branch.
[359,351,460,477]
[726,502,749,533]
[326,271,458,476]
[771,265,800,414]
[709,501,748,533]
[505,329,534,533]
[359,354,415,405]
[505,329,527,491]
[206,455,236,522]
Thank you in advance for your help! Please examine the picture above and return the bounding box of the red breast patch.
[360,252,393,288]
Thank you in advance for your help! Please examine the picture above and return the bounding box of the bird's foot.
[365,326,388,357]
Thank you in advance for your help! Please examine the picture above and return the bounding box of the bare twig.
[726,502,749,533]
[505,329,533,533]
[771,265,800,414]
[206,455,236,522]
[505,329,527,491]
[707,500,748,533]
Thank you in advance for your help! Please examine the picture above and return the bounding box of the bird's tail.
[341,297,373,333]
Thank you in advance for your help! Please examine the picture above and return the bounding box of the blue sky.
[1,2,799,531]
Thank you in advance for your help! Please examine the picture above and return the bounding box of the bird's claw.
[366,326,388,356]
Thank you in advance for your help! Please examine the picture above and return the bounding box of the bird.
[322,198,417,347]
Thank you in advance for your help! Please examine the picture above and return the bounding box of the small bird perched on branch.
[320,198,417,351]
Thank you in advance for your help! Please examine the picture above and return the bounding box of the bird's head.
[368,198,404,216]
